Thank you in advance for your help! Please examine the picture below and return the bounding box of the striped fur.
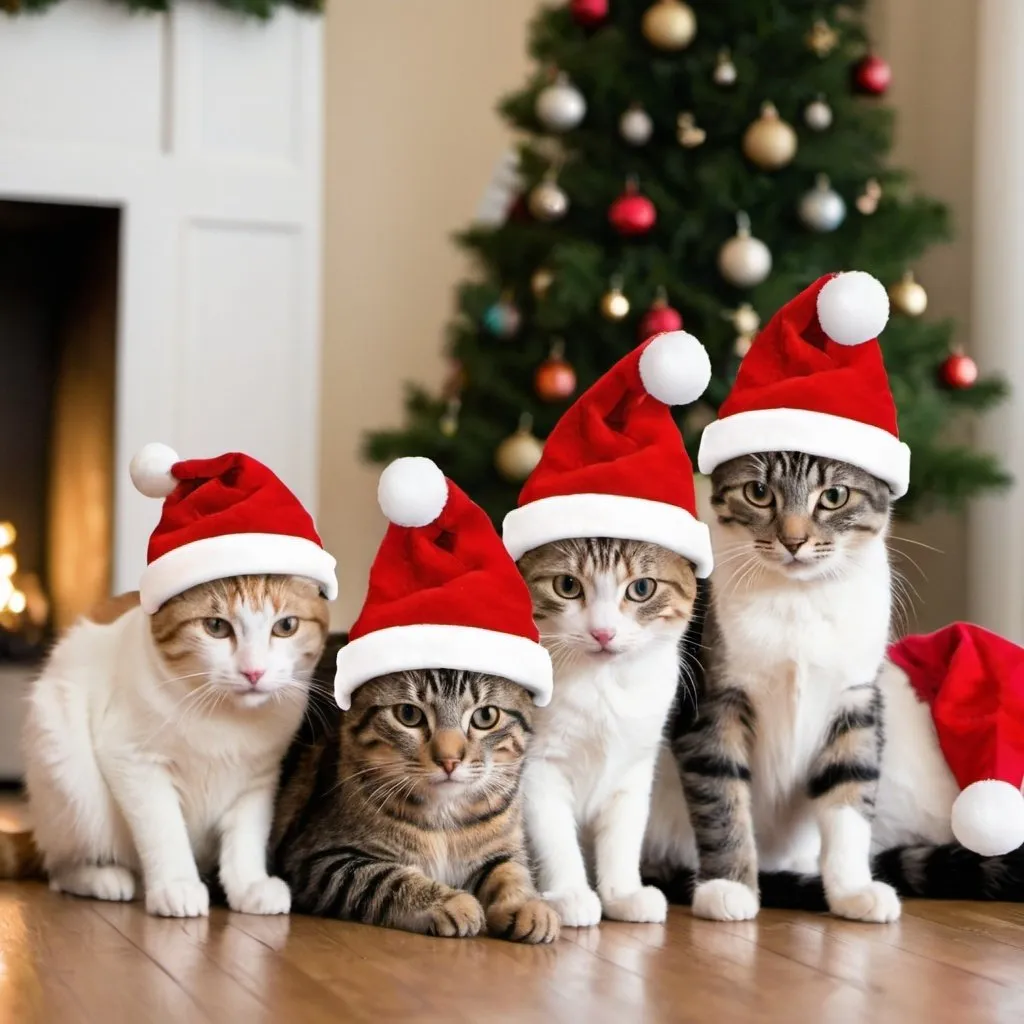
[272,663,558,943]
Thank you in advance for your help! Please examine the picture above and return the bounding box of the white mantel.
[0,0,325,596]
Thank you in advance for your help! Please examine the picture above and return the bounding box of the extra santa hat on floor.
[502,332,714,575]
[698,271,911,497]
[889,623,1024,857]
[334,457,553,710]
[129,443,338,613]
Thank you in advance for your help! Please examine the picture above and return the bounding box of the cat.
[516,538,697,927]
[0,575,328,918]
[272,663,560,943]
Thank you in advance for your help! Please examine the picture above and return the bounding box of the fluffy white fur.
[23,601,312,918]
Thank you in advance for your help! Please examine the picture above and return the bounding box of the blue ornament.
[483,299,521,338]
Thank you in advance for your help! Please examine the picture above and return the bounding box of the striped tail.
[874,843,1024,901]
[648,867,829,912]
[0,831,44,880]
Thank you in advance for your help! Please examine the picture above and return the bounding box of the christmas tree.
[365,0,1008,523]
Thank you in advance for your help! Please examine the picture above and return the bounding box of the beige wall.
[321,0,976,633]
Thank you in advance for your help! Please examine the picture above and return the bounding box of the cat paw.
[487,898,560,944]
[228,876,291,916]
[601,885,668,924]
[691,879,760,922]
[827,882,901,923]
[51,865,136,903]
[426,892,485,938]
[145,879,210,918]
[544,886,602,928]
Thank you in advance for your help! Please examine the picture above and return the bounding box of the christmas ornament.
[570,0,608,28]
[856,178,883,215]
[531,267,555,299]
[854,54,892,96]
[534,340,577,402]
[535,72,587,133]
[619,104,654,146]
[888,270,928,317]
[639,289,682,340]
[528,173,569,222]
[806,19,838,57]
[940,349,978,390]
[600,277,631,321]
[495,414,544,482]
[676,112,706,148]
[718,212,772,288]
[483,293,521,338]
[742,102,798,171]
[799,174,847,233]
[713,48,737,87]
[804,95,833,131]
[724,303,761,357]
[641,0,697,51]
[439,397,461,437]
[608,178,657,236]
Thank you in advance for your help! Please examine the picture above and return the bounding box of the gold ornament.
[713,48,737,87]
[600,277,630,321]
[888,271,928,317]
[742,102,798,171]
[641,0,697,51]
[676,112,706,148]
[856,178,883,215]
[806,19,839,57]
[495,414,544,482]
[723,303,760,358]
[439,397,461,437]
[531,267,554,299]
[528,173,569,222]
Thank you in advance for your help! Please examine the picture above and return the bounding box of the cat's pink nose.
[242,668,265,685]
[590,628,616,647]
[439,759,461,776]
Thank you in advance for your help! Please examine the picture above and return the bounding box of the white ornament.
[378,457,449,528]
[951,780,1024,857]
[528,177,569,222]
[816,271,890,346]
[717,212,772,288]
[713,49,737,86]
[799,175,847,232]
[536,73,587,133]
[804,96,833,131]
[638,331,712,407]
[130,442,180,498]
[619,105,653,146]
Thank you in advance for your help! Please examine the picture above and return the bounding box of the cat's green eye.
[470,706,500,730]
[818,486,850,510]
[203,617,232,639]
[625,578,658,602]
[272,616,299,638]
[394,703,425,728]
[552,575,583,599]
[743,481,774,508]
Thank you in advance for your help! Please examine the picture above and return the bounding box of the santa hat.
[502,332,714,576]
[698,271,911,497]
[888,623,1024,857]
[129,443,338,614]
[334,457,552,711]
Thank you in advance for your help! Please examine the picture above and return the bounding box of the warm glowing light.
[0,577,12,609]
[0,552,16,578]
[7,590,26,615]
[0,521,14,548]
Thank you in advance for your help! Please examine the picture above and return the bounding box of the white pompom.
[816,270,890,346]
[378,457,448,528]
[950,779,1024,857]
[129,443,180,498]
[638,331,712,406]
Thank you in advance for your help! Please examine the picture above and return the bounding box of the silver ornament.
[718,212,772,288]
[528,177,569,221]
[804,96,833,131]
[535,73,587,133]
[799,175,847,232]
[619,105,653,146]
[713,49,737,86]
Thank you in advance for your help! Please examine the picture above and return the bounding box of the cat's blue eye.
[552,575,583,599]
[202,617,232,639]
[394,703,425,728]
[818,485,850,510]
[625,578,657,602]
[743,481,774,508]
[272,616,299,638]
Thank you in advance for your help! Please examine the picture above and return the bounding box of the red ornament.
[570,0,608,28]
[639,292,683,340]
[609,179,657,236]
[940,349,978,390]
[853,54,891,96]
[535,341,577,402]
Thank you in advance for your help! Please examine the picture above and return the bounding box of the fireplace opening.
[0,200,120,663]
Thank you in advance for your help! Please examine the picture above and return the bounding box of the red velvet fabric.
[148,452,324,564]
[517,337,697,514]
[888,623,1024,792]
[718,274,900,436]
[349,479,539,643]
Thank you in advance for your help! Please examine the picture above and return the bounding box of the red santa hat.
[129,443,338,614]
[888,622,1024,857]
[502,332,714,575]
[698,271,911,497]
[335,457,553,711]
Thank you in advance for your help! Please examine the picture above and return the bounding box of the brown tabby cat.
[272,660,559,943]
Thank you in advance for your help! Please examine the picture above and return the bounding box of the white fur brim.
[502,493,713,577]
[698,408,911,498]
[334,625,554,710]
[139,532,339,613]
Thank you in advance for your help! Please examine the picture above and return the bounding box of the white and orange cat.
[3,576,328,918]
